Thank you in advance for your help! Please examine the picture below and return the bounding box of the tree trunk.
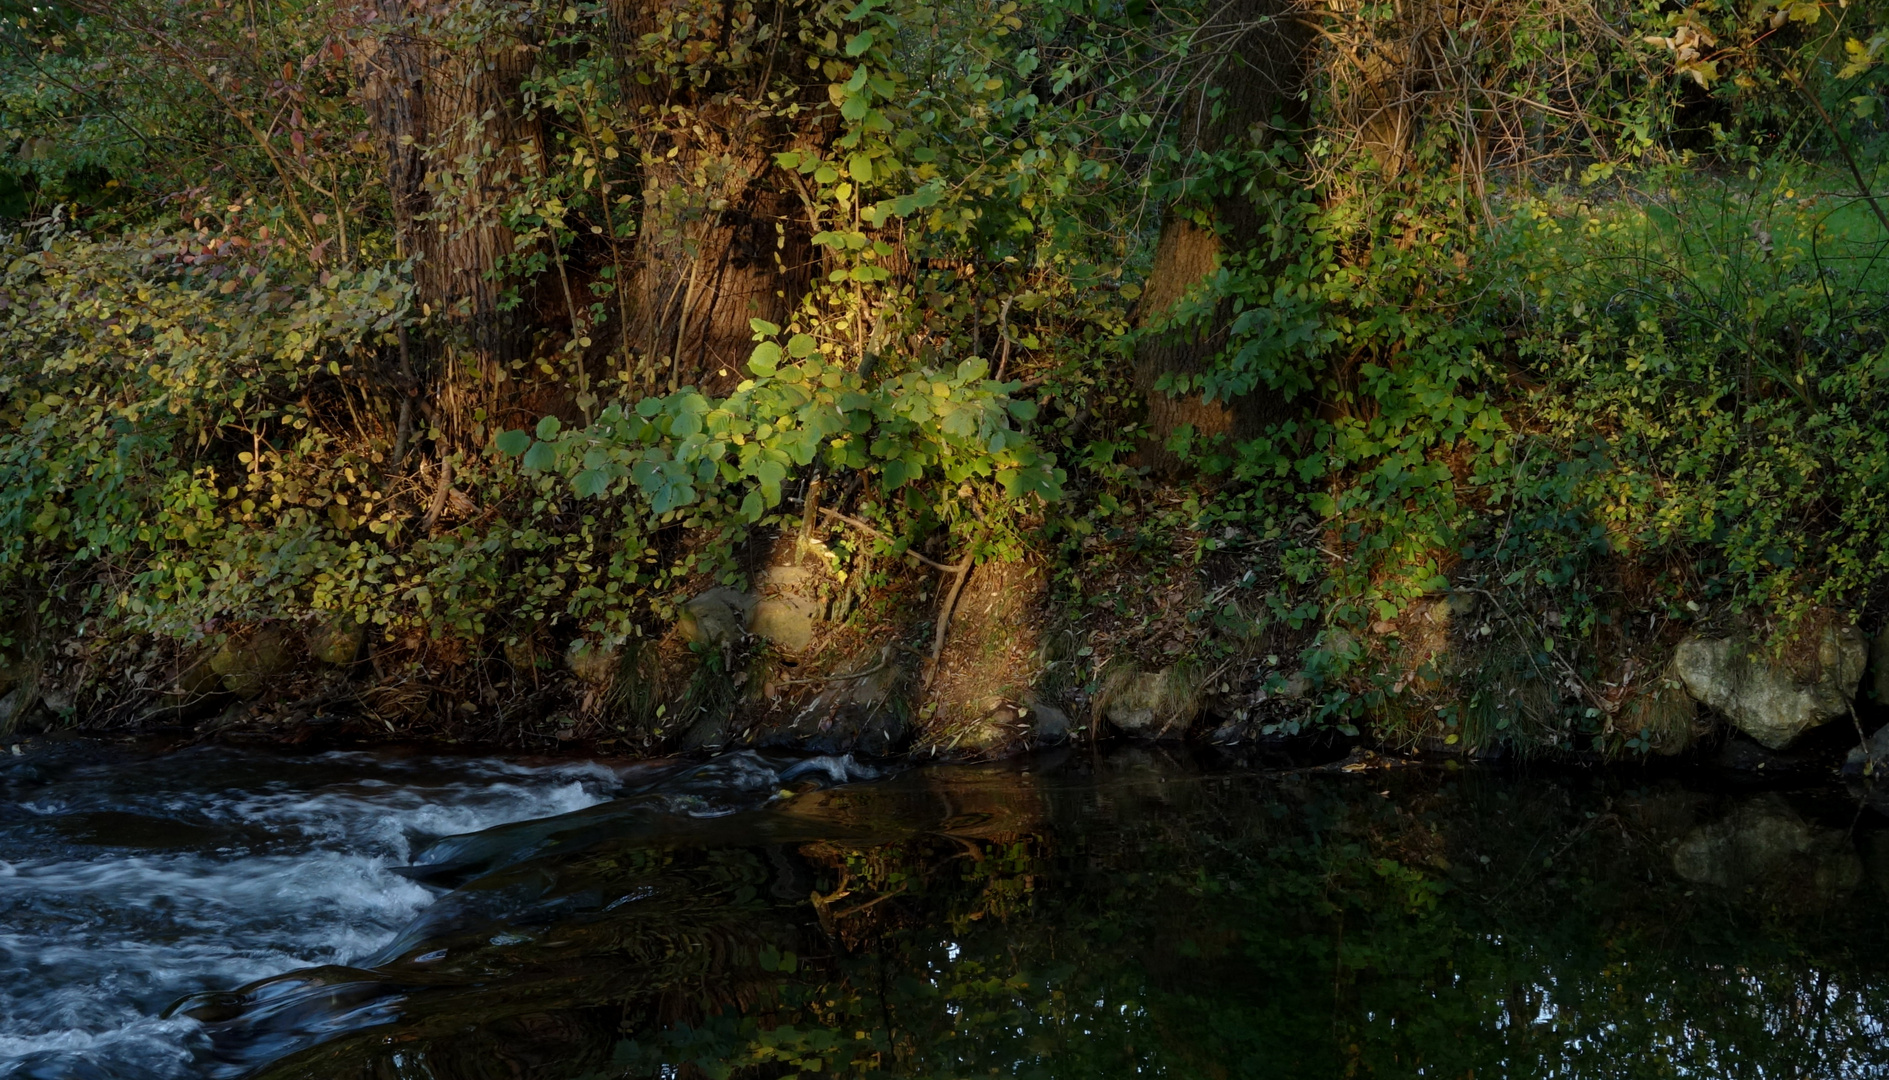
[605,0,823,397]
[353,1,541,444]
[1132,0,1308,473]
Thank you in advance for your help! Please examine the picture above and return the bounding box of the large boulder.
[1672,624,1865,749]
[209,627,292,699]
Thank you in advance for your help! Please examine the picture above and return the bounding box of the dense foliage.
[1,0,1887,750]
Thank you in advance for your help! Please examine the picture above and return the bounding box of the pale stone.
[678,588,756,647]
[751,596,821,652]
[1672,624,1865,749]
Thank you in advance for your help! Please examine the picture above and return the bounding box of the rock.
[209,627,291,699]
[678,588,756,648]
[766,652,910,756]
[749,564,823,653]
[565,639,618,686]
[306,613,364,666]
[751,596,821,652]
[1842,722,1889,779]
[1672,624,1866,749]
[1673,795,1863,904]
[172,651,223,700]
[681,713,732,751]
[0,687,36,734]
[1103,667,1198,739]
[1024,696,1071,744]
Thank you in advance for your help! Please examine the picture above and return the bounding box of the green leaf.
[956,358,988,382]
[494,429,532,457]
[840,95,869,123]
[522,441,558,472]
[749,341,782,377]
[844,29,874,56]
[787,334,819,359]
[1005,398,1038,421]
[882,456,917,490]
[749,317,781,336]
[535,415,563,441]
[848,153,873,183]
[755,458,788,505]
[573,469,610,498]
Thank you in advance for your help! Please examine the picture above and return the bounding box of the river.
[2,741,1886,1078]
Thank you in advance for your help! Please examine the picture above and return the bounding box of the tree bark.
[604,0,823,396]
[1132,0,1309,473]
[353,1,541,443]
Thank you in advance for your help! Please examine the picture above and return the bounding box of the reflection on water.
[4,743,1889,1079]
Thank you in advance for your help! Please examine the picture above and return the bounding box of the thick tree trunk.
[353,1,540,443]
[1132,0,1308,472]
[605,0,822,396]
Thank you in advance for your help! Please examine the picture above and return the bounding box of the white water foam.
[0,750,620,1079]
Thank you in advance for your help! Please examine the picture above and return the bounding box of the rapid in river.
[3,740,1887,1079]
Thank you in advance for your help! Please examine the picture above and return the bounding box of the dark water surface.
[3,742,1888,1079]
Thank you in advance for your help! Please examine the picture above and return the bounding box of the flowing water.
[2,740,1888,1079]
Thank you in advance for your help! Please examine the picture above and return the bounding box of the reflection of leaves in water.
[226,758,1889,1080]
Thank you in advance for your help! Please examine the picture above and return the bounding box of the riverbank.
[7,511,1889,785]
